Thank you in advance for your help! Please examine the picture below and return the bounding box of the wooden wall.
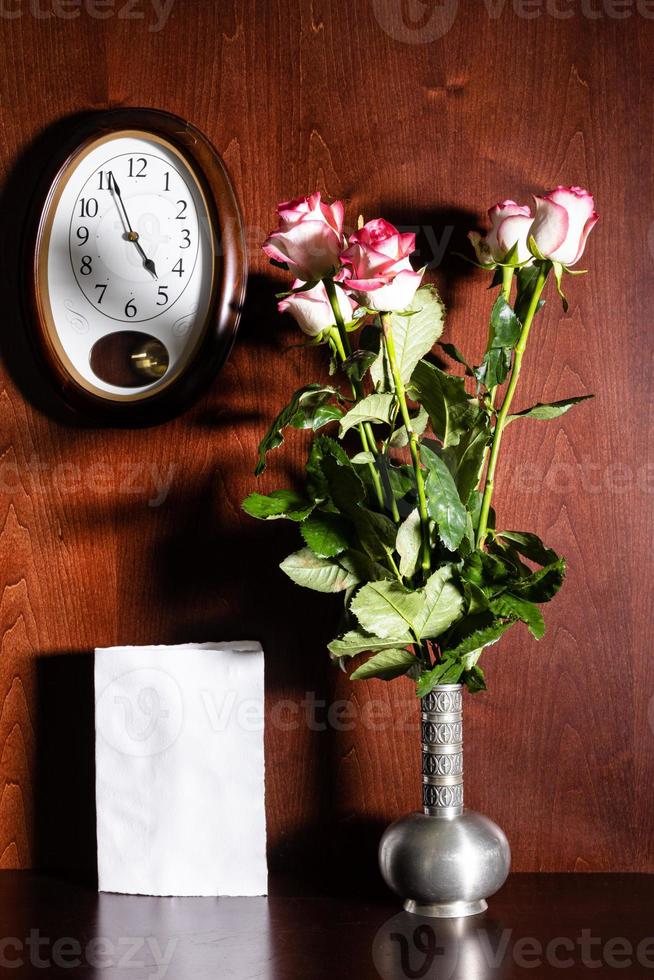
[0,0,651,882]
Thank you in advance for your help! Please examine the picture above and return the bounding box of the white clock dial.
[42,131,215,400]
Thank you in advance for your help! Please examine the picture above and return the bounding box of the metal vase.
[378,684,510,918]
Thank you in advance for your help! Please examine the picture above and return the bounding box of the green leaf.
[442,617,515,658]
[338,550,394,584]
[319,451,397,562]
[476,347,511,391]
[306,436,351,501]
[515,263,546,323]
[255,384,343,474]
[328,629,412,659]
[475,295,522,389]
[396,509,421,579]
[464,580,490,615]
[280,548,359,593]
[507,395,593,424]
[438,659,465,684]
[438,342,474,376]
[351,580,425,639]
[496,530,558,566]
[416,658,462,697]
[342,348,380,384]
[351,648,416,681]
[441,418,491,503]
[312,404,344,428]
[467,490,483,532]
[462,665,487,693]
[339,393,395,437]
[385,463,415,499]
[371,284,445,389]
[388,406,429,448]
[510,558,566,602]
[409,359,478,448]
[488,538,531,578]
[415,565,464,639]
[350,451,375,465]
[489,294,522,347]
[552,260,568,312]
[491,594,545,639]
[242,489,314,521]
[320,450,366,510]
[466,551,518,595]
[350,507,398,562]
[300,512,352,558]
[421,444,468,552]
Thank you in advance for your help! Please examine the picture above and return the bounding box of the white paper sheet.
[95,642,267,896]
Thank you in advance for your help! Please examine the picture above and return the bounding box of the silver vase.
[378,683,510,918]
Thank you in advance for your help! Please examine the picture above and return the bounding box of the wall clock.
[26,108,246,423]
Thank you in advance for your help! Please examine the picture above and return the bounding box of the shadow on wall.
[34,652,97,887]
[0,112,103,426]
[380,204,479,313]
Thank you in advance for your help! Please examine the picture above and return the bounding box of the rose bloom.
[338,218,423,312]
[468,201,533,266]
[529,186,598,266]
[277,280,355,337]
[262,193,345,281]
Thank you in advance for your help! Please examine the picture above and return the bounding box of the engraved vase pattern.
[421,686,464,815]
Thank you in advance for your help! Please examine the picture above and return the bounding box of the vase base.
[403,897,488,918]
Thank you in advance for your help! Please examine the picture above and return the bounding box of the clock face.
[39,130,216,401]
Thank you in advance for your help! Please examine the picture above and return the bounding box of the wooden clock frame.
[24,108,247,426]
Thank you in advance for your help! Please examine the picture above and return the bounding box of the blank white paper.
[95,642,267,896]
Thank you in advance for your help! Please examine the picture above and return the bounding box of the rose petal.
[530,196,569,258]
[278,280,354,336]
[350,218,399,246]
[467,230,495,266]
[497,214,534,263]
[264,221,341,280]
[545,187,598,265]
[320,198,345,235]
[349,269,424,312]
[484,201,532,261]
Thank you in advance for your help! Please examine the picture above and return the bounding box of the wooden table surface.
[1,872,653,978]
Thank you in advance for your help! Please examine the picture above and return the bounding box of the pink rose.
[278,280,356,337]
[468,201,533,266]
[262,193,345,281]
[529,186,598,266]
[338,218,423,312]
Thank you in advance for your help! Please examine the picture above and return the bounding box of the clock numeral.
[79,197,98,218]
[94,283,108,304]
[80,255,93,276]
[180,229,191,249]
[97,171,112,191]
[76,226,89,246]
[128,157,147,178]
[163,172,170,192]
[176,200,187,220]
[124,298,137,319]
[172,258,184,277]
[157,286,169,306]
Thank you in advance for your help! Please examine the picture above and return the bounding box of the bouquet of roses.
[243,188,597,696]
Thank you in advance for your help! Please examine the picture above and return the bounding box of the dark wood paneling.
[1,871,654,978]
[0,0,650,877]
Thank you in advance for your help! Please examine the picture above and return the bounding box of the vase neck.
[421,684,464,817]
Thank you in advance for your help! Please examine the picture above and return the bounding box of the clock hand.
[109,173,158,280]
[132,239,158,281]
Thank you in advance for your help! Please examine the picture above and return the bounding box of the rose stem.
[476,263,549,550]
[381,312,431,579]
